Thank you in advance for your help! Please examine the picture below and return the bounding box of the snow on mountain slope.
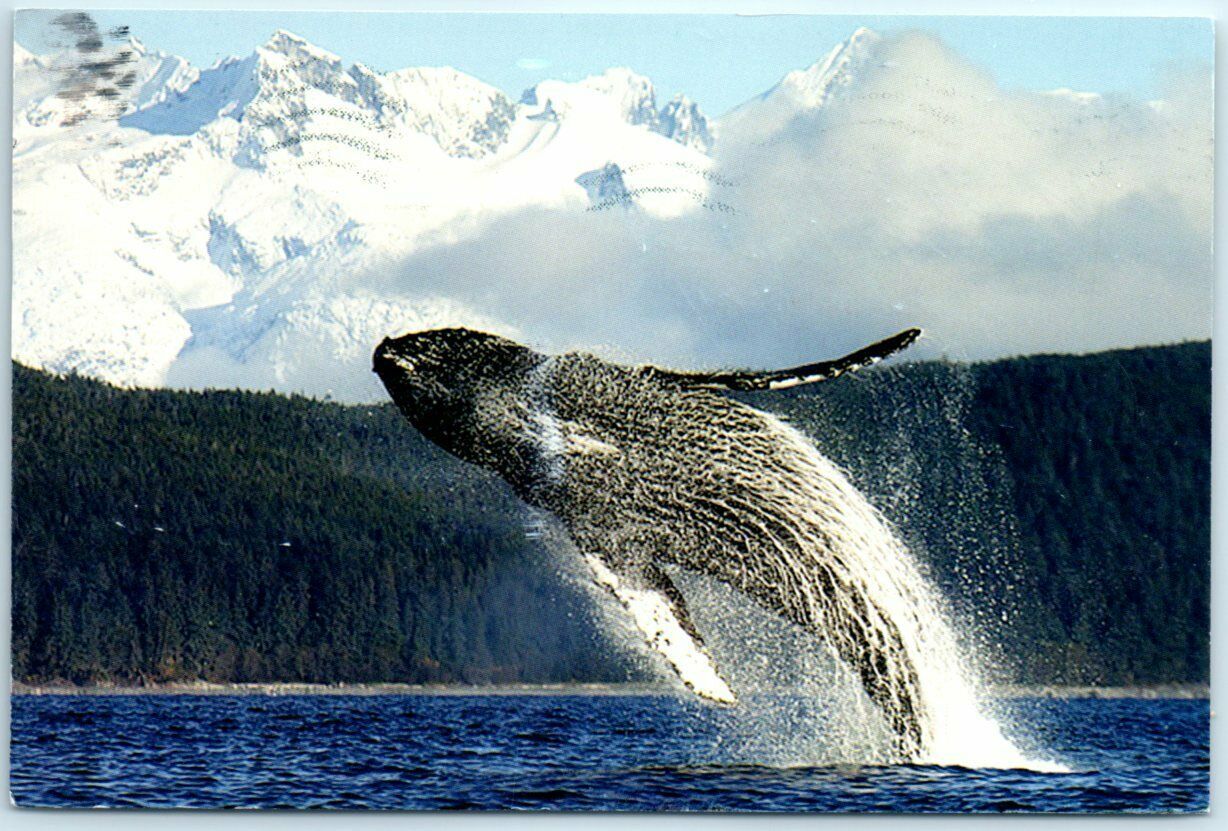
[15,34,197,131]
[13,43,54,114]
[658,94,712,152]
[18,25,1185,398]
[121,31,517,161]
[158,86,720,399]
[715,27,881,147]
[374,64,516,159]
[12,28,719,394]
[13,127,236,384]
[127,37,199,112]
[524,67,712,152]
[161,38,722,400]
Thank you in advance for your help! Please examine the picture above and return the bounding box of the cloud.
[358,31,1210,374]
[167,291,520,402]
[165,30,1210,401]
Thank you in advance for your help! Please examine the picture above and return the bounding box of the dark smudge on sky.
[46,12,137,126]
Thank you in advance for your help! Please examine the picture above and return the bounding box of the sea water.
[10,693,1208,811]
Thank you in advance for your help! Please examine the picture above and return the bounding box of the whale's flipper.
[657,328,922,392]
[583,554,736,704]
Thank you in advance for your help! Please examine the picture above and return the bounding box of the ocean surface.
[9,693,1209,812]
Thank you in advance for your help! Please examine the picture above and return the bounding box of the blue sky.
[14,11,1212,116]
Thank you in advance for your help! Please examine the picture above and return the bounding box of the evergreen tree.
[10,341,1211,686]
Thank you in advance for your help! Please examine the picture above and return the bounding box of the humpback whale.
[373,327,933,759]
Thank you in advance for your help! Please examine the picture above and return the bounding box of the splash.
[372,325,1065,770]
[555,410,1065,772]
[735,416,1058,768]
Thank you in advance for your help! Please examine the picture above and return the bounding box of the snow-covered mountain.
[524,67,712,152]
[13,29,721,397]
[16,33,198,129]
[716,26,880,145]
[17,25,1202,400]
[121,31,519,161]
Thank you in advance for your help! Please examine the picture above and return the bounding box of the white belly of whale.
[584,554,736,705]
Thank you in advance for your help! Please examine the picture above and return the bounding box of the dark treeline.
[11,341,1210,686]
[750,340,1210,685]
[12,368,632,686]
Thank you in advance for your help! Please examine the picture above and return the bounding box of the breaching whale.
[372,327,932,758]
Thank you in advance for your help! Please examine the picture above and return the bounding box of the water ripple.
[10,694,1209,812]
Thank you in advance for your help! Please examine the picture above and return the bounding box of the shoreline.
[10,681,1211,699]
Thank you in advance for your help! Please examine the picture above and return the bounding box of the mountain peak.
[659,94,712,153]
[847,26,882,45]
[581,67,658,128]
[776,26,882,109]
[264,29,307,49]
[259,29,342,65]
[524,68,711,152]
[587,66,653,87]
[117,28,517,161]
[713,27,884,146]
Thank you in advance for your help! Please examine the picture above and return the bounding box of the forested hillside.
[753,341,1211,685]
[11,369,631,686]
[11,341,1211,686]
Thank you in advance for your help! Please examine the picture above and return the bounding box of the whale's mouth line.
[372,342,420,379]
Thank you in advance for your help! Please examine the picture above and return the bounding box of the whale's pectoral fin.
[655,328,922,391]
[583,555,737,705]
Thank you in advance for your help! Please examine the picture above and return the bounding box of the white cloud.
[361,31,1210,373]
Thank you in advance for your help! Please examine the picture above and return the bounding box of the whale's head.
[373,328,545,476]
